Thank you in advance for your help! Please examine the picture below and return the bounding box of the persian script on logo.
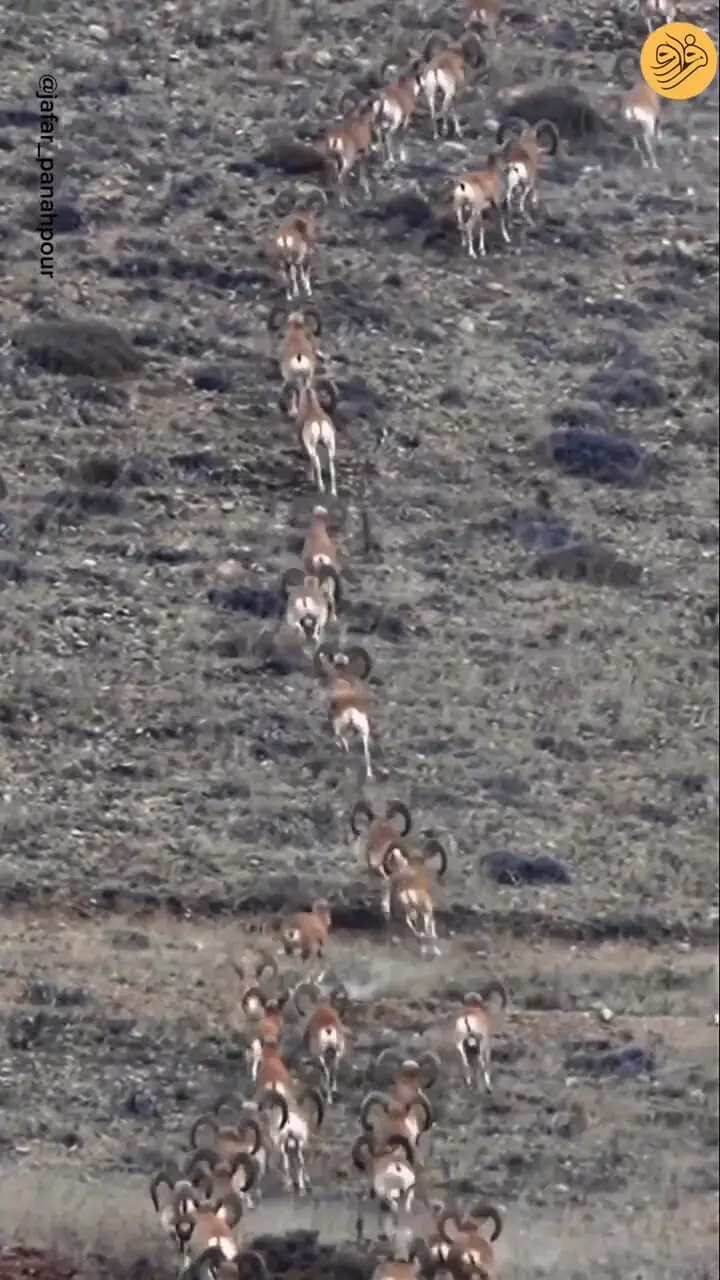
[641,22,718,100]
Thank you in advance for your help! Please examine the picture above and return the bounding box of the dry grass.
[0,0,718,1272]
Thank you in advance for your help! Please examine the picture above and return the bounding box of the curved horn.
[360,1091,391,1131]
[293,980,321,1017]
[273,187,298,218]
[237,1112,264,1156]
[266,304,288,332]
[496,114,530,147]
[302,306,322,337]
[189,1114,218,1149]
[258,1087,290,1130]
[280,565,306,597]
[217,1189,245,1229]
[422,30,450,61]
[300,184,328,214]
[329,982,350,1017]
[346,645,372,680]
[350,799,376,835]
[385,800,412,836]
[315,376,338,415]
[241,984,268,1018]
[313,644,335,679]
[371,1046,403,1085]
[238,1251,270,1280]
[302,1085,326,1130]
[417,1049,442,1088]
[382,844,404,877]
[149,1164,181,1211]
[352,1133,374,1171]
[422,836,448,879]
[460,29,487,67]
[213,1094,243,1122]
[480,980,508,1010]
[278,380,298,418]
[535,118,560,157]
[468,1200,503,1242]
[316,562,342,611]
[228,1157,258,1192]
[255,951,279,983]
[385,1132,415,1164]
[438,1207,466,1242]
[172,1179,201,1217]
[409,1093,434,1133]
[410,1236,437,1268]
[613,47,640,90]
[182,1247,225,1279]
[182,1147,219,1179]
[337,85,361,117]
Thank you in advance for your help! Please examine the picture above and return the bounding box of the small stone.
[88,22,110,39]
[458,316,475,335]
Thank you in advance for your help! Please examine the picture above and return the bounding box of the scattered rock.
[193,363,234,393]
[257,138,329,177]
[482,850,573,886]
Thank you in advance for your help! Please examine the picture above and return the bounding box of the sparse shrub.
[586,365,668,410]
[258,138,329,177]
[531,541,644,587]
[13,319,144,380]
[540,427,649,485]
[497,86,611,144]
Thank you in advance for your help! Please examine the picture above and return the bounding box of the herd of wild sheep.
[142,0,688,1275]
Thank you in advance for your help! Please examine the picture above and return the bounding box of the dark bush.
[13,319,144,380]
[540,427,649,485]
[531,541,644,587]
[257,138,329,177]
[585,366,668,410]
[497,86,611,143]
[482,850,572,885]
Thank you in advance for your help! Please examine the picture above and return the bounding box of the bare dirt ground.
[0,0,718,1273]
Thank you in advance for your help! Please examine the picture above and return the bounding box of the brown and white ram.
[383,843,447,955]
[315,646,374,780]
[278,898,333,979]
[352,1131,422,1246]
[413,32,487,139]
[170,1188,245,1270]
[450,981,508,1091]
[349,800,447,923]
[359,1089,434,1155]
[187,1108,267,1206]
[258,1084,325,1195]
[453,155,510,258]
[270,185,326,300]
[279,379,340,497]
[293,978,350,1101]
[369,1046,441,1113]
[149,1164,212,1254]
[430,1200,504,1278]
[322,98,376,202]
[281,560,341,648]
[267,307,322,394]
[495,116,559,221]
[371,64,422,164]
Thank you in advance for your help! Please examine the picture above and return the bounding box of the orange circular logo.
[641,22,718,99]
